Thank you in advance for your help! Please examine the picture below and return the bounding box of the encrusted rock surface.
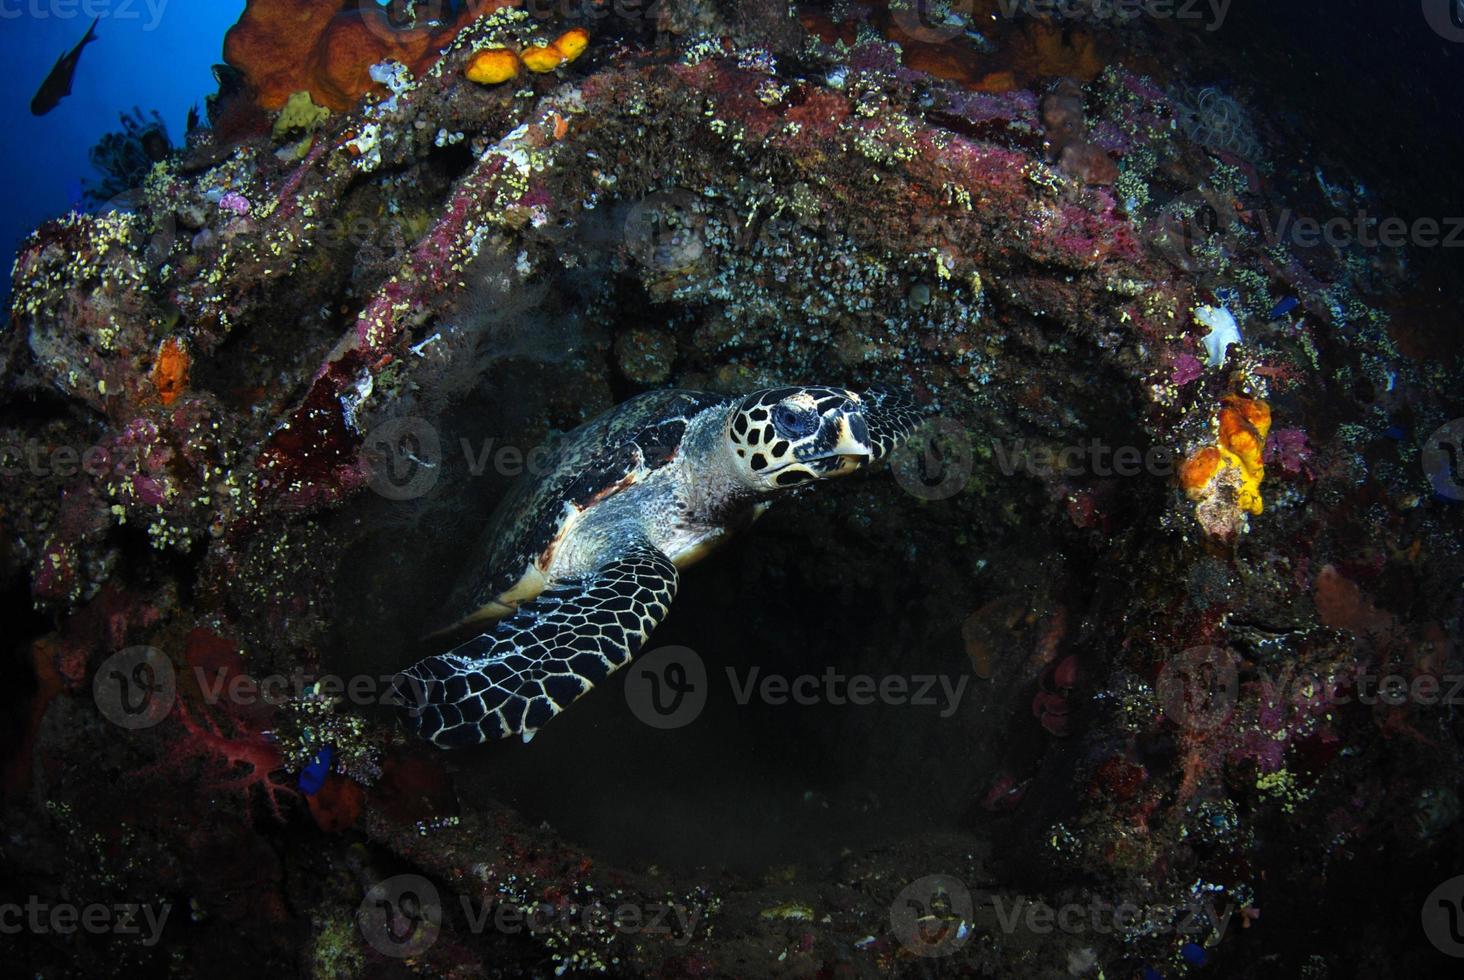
[2,2,1460,976]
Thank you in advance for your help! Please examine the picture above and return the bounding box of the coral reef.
[2,1,1461,977]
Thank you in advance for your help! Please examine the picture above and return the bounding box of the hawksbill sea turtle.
[390,385,929,747]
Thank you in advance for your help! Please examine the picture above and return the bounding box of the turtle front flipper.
[859,385,932,461]
[392,542,679,747]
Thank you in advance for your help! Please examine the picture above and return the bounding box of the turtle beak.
[814,412,875,474]
[831,412,873,458]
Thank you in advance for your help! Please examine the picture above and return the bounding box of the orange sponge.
[224,0,508,111]
[521,28,591,73]
[1179,446,1224,495]
[553,27,590,62]
[1180,395,1272,532]
[466,28,591,84]
[466,47,519,85]
[151,338,190,406]
[1218,394,1270,478]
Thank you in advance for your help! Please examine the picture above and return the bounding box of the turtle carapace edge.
[390,384,929,748]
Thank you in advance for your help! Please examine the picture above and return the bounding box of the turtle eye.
[772,403,817,438]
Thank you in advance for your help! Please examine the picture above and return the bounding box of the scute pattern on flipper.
[394,542,680,747]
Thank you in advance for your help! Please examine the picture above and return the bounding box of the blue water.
[0,1,243,300]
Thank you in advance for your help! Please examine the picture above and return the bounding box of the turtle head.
[724,385,927,492]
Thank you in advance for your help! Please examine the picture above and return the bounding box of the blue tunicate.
[298,745,333,796]
[1180,942,1208,966]
[1269,296,1300,319]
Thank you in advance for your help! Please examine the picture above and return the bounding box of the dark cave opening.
[320,210,1173,871]
[334,387,1161,876]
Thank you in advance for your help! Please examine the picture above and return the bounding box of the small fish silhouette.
[31,17,99,116]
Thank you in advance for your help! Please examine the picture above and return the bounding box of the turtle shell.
[445,389,730,627]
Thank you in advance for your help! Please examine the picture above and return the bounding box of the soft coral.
[153,629,297,822]
[168,696,297,822]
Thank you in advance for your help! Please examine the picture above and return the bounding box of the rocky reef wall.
[2,2,1461,977]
